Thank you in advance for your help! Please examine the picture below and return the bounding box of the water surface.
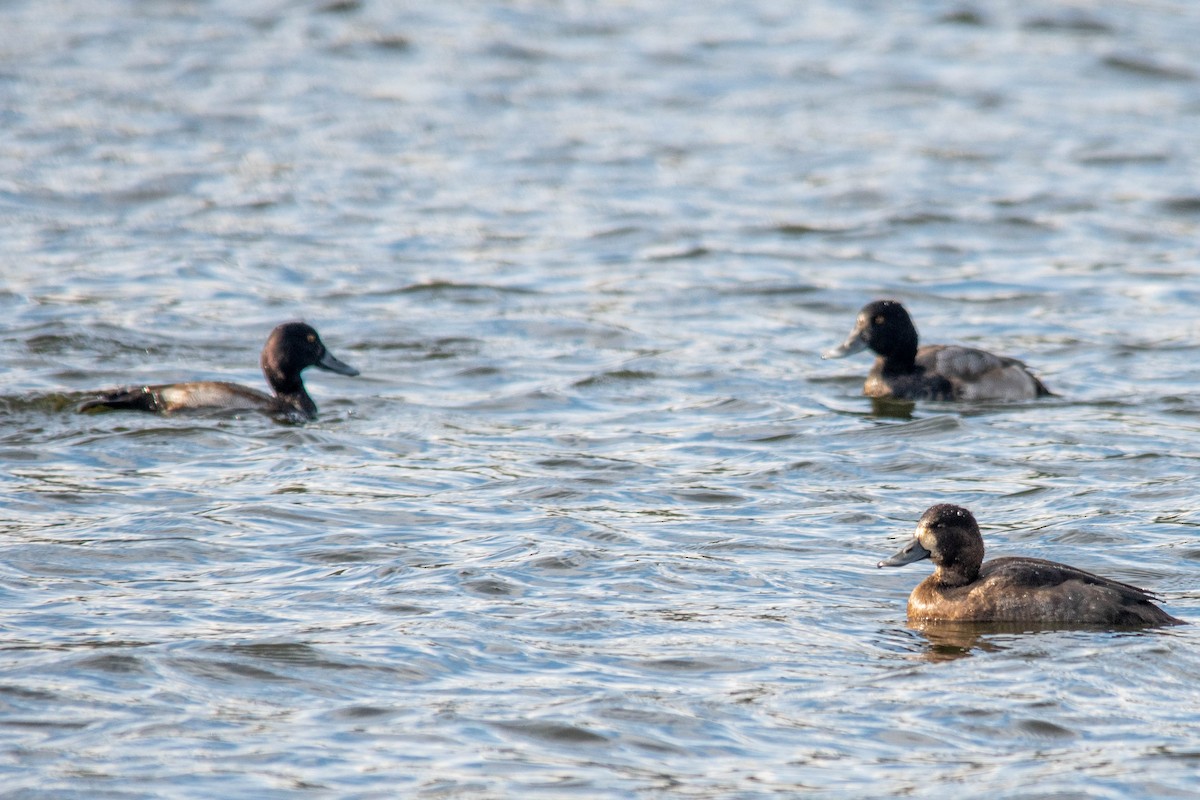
[3,1,1200,797]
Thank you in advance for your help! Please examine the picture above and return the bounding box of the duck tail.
[78,387,159,413]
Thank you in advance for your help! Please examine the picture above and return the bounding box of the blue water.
[3,1,1200,797]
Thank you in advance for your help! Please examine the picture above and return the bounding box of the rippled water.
[4,0,1200,796]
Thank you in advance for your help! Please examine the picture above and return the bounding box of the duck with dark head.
[78,321,359,422]
[824,300,1052,401]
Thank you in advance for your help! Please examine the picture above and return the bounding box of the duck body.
[907,555,1178,626]
[85,381,293,416]
[879,504,1180,627]
[78,322,359,421]
[825,300,1051,401]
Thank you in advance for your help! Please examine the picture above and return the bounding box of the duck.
[78,321,359,421]
[878,504,1181,626]
[823,299,1051,401]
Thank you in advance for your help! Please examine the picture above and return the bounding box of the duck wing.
[916,345,1050,400]
[982,556,1154,598]
[79,381,277,415]
[980,556,1180,625]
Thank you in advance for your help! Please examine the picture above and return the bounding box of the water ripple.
[2,0,1199,797]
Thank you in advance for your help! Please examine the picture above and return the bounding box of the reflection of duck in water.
[878,504,1181,627]
[905,621,1068,664]
[824,300,1052,401]
[79,322,359,421]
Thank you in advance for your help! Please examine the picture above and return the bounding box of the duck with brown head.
[878,504,1181,627]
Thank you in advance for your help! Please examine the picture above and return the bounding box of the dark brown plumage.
[878,504,1181,627]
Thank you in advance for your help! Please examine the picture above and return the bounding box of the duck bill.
[316,349,360,377]
[821,319,869,359]
[877,538,931,568]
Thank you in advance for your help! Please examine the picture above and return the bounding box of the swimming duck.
[823,300,1051,401]
[878,504,1181,626]
[78,322,359,421]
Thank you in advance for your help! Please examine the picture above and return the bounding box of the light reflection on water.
[3,0,1200,796]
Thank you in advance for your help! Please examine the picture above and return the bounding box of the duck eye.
[873,315,885,325]
[307,334,316,343]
